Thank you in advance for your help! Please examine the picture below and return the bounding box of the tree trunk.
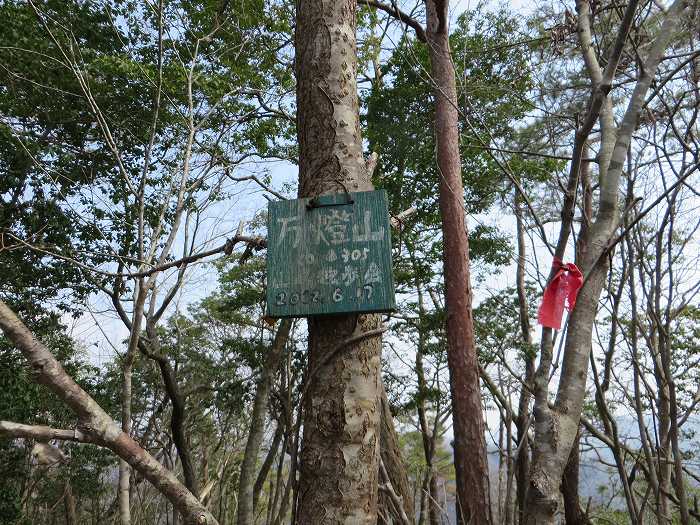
[143,323,200,499]
[237,320,292,525]
[253,423,284,510]
[424,1,491,523]
[410,248,442,525]
[295,1,381,523]
[119,283,147,525]
[0,300,218,525]
[514,193,533,525]
[561,431,588,525]
[64,480,78,525]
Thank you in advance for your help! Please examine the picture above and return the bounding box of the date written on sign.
[273,284,375,307]
[266,190,396,317]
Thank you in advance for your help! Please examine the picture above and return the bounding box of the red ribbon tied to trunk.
[537,257,583,330]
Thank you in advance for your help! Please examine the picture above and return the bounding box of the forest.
[0,0,699,524]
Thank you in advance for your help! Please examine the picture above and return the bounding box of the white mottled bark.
[295,1,382,523]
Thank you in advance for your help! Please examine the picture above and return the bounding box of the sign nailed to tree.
[266,190,396,317]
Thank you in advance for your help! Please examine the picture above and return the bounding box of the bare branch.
[226,172,288,200]
[358,0,427,42]
[0,421,93,444]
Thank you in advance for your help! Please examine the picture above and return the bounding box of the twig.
[379,459,411,525]
[9,201,414,280]
[6,232,266,280]
[226,173,288,200]
[583,161,699,284]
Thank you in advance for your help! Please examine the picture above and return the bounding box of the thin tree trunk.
[514,193,533,525]
[253,423,284,510]
[561,431,588,525]
[588,180,640,523]
[272,418,299,525]
[497,415,506,524]
[142,322,200,499]
[295,1,382,523]
[64,480,78,525]
[424,1,491,523]
[505,406,515,525]
[268,431,287,524]
[237,320,292,525]
[627,229,659,524]
[119,283,147,525]
[659,200,689,525]
[379,381,415,523]
[410,247,442,525]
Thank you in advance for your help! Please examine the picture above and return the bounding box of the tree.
[423,2,492,521]
[0,300,218,525]
[524,1,694,522]
[1,0,293,523]
[294,1,384,522]
[0,314,116,525]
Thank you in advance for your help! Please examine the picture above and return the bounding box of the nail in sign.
[266,190,396,317]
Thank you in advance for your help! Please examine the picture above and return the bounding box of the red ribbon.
[537,257,583,330]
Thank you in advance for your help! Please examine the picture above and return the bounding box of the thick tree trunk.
[295,1,381,523]
[237,320,292,525]
[424,1,491,523]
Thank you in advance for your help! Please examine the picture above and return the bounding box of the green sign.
[266,190,396,317]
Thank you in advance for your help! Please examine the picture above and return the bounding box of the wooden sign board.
[266,190,396,317]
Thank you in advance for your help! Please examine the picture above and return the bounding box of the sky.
[55,0,700,455]
[65,0,538,362]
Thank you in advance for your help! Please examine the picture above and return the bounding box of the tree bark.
[0,299,218,525]
[237,319,292,525]
[295,1,382,523]
[561,431,588,525]
[424,1,491,523]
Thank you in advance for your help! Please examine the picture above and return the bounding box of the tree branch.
[0,421,94,444]
[226,172,288,200]
[358,0,427,42]
[0,299,218,525]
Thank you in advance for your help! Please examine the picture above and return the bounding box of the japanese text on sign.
[266,190,395,317]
